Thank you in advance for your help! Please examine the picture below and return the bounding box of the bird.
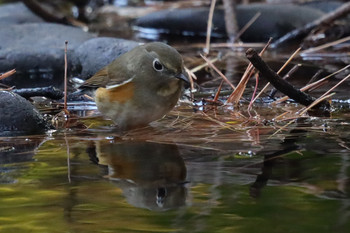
[79,42,189,130]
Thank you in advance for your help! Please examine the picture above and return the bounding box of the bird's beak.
[175,72,190,84]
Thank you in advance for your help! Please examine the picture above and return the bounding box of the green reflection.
[0,130,349,233]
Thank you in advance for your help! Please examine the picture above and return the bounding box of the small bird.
[80,42,189,129]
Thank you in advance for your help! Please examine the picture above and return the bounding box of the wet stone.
[71,37,140,80]
[0,22,94,88]
[0,3,143,89]
[0,91,52,136]
[135,3,325,42]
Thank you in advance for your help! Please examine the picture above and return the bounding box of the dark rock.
[135,3,325,42]
[71,37,140,80]
[0,3,140,89]
[12,86,64,100]
[0,23,94,88]
[0,2,43,26]
[0,91,52,136]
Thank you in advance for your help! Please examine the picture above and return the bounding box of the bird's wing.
[80,68,110,88]
[81,60,134,89]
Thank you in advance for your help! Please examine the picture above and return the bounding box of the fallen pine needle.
[205,0,217,54]
[226,38,272,104]
[301,36,350,54]
[213,80,224,102]
[200,53,236,90]
[0,69,16,80]
[318,73,350,100]
[64,41,68,113]
[273,64,350,105]
[185,66,196,97]
[191,57,218,73]
[235,12,261,42]
[270,73,350,137]
[298,93,335,116]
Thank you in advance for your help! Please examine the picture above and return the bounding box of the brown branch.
[269,64,301,98]
[245,48,330,110]
[0,69,16,81]
[273,2,350,47]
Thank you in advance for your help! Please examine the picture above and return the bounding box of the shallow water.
[1,102,350,232]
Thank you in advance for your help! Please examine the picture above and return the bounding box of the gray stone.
[0,23,94,88]
[0,3,140,88]
[71,37,140,80]
[0,91,52,136]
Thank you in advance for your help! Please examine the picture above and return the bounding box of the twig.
[213,80,224,102]
[246,48,329,110]
[209,42,265,48]
[272,91,335,137]
[235,12,261,42]
[0,69,16,81]
[301,35,350,54]
[273,64,350,104]
[273,2,350,47]
[269,64,301,98]
[226,38,272,105]
[184,66,196,99]
[190,57,218,74]
[319,73,350,100]
[64,41,68,113]
[200,54,236,90]
[252,47,301,103]
[306,69,323,86]
[273,111,289,121]
[298,93,335,116]
[205,0,217,54]
[248,72,259,115]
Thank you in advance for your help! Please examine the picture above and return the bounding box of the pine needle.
[205,0,217,54]
[273,64,350,105]
[200,53,236,90]
[0,69,16,81]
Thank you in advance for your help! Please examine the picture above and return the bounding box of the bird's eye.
[153,59,163,71]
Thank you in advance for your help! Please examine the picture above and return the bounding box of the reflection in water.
[250,129,301,198]
[0,137,46,183]
[250,121,350,200]
[250,122,314,198]
[87,140,187,211]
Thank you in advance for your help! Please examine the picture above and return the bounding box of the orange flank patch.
[95,82,135,104]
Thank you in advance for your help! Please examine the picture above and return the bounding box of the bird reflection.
[87,140,187,211]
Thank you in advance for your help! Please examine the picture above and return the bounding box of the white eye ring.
[153,59,164,71]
